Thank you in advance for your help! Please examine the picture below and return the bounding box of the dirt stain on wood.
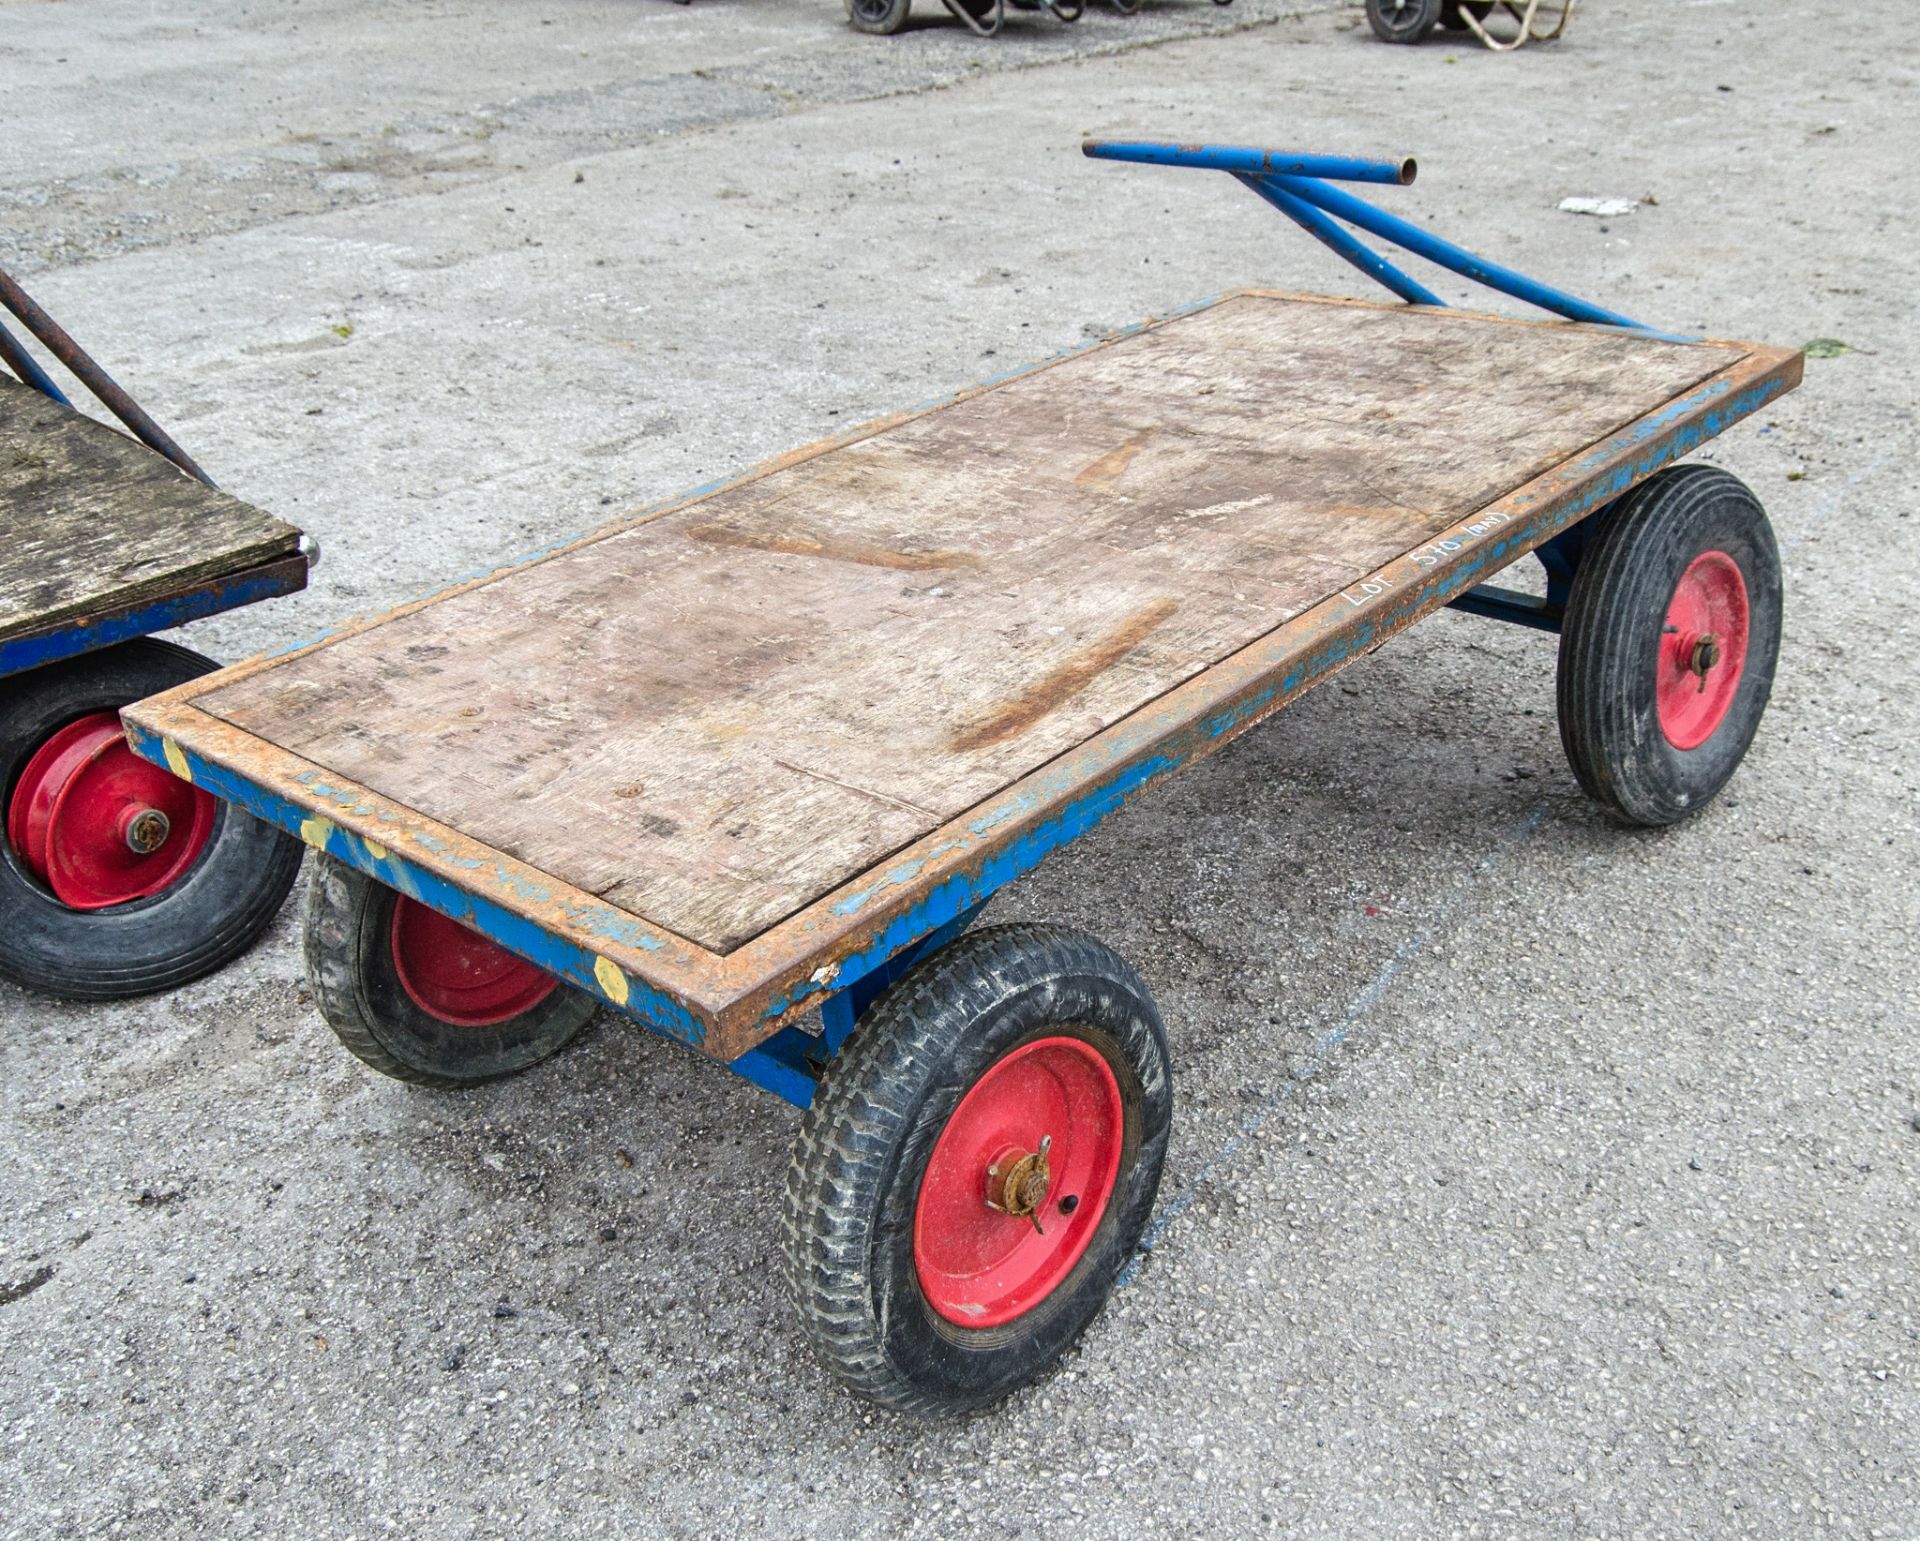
[1072,428,1154,492]
[687,523,977,572]
[952,598,1179,752]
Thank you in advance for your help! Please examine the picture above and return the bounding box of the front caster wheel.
[783,924,1172,1414]
[0,638,303,998]
[302,853,596,1087]
[1557,465,1783,826]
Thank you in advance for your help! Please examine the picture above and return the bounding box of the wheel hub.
[123,807,173,854]
[6,711,216,909]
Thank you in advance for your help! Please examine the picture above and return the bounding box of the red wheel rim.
[913,1036,1125,1329]
[389,896,558,1026]
[5,711,217,909]
[1657,550,1750,750]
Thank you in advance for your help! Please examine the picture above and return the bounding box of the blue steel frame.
[729,905,985,1104]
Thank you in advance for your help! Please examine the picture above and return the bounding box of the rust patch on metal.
[686,523,978,572]
[1072,429,1154,492]
[951,598,1178,752]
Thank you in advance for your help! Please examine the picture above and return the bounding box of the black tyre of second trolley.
[0,637,303,999]
[1557,465,1784,826]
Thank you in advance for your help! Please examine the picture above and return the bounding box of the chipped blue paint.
[121,724,705,1049]
[549,904,668,952]
[0,564,307,681]
[730,906,985,1108]
[766,751,1183,1032]
[278,777,674,950]
[0,315,73,405]
[830,839,968,917]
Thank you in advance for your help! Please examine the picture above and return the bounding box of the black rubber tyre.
[302,853,596,1088]
[1367,0,1442,42]
[0,638,303,999]
[783,923,1173,1414]
[1557,465,1783,827]
[846,0,912,33]
[1440,0,1492,29]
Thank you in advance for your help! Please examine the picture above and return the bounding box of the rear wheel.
[0,639,302,998]
[1557,465,1783,826]
[302,853,595,1087]
[1366,0,1441,42]
[783,924,1172,1414]
[846,0,912,34]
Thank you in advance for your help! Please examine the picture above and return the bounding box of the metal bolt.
[124,808,171,854]
[985,1134,1054,1235]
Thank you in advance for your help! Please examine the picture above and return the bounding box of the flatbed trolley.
[1,273,310,998]
[123,145,1799,1412]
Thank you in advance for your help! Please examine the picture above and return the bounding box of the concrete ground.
[2,0,1915,1535]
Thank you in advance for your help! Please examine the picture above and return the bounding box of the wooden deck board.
[0,375,302,644]
[193,295,1735,952]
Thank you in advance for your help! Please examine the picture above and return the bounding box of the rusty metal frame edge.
[122,321,1800,1069]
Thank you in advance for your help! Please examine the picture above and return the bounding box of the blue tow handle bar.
[1083,139,1662,336]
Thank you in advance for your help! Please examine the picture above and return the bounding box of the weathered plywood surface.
[0,375,300,642]
[199,296,1731,951]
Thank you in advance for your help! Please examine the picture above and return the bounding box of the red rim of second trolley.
[1657,549,1750,751]
[389,895,559,1027]
[6,711,217,909]
[913,1035,1125,1329]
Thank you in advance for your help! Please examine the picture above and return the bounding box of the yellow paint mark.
[363,838,389,862]
[161,738,192,782]
[594,956,630,1006]
[1073,428,1154,492]
[299,815,336,849]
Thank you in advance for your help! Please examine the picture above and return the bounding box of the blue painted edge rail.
[0,560,309,682]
